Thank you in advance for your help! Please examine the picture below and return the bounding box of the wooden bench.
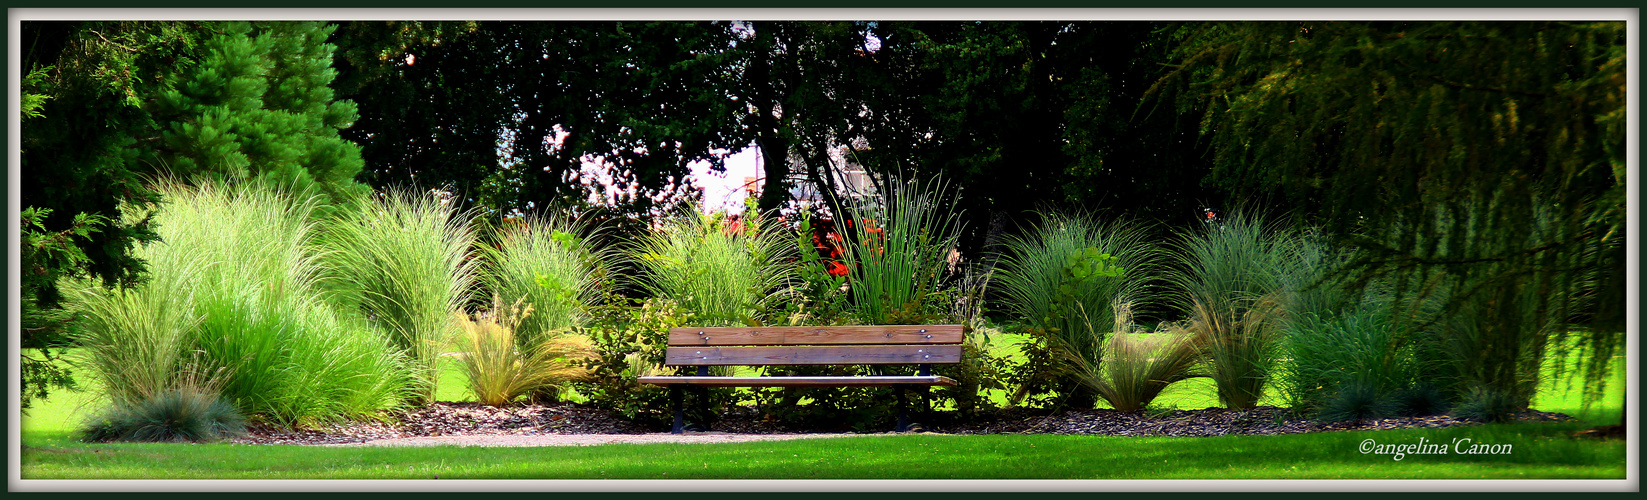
[637,325,963,433]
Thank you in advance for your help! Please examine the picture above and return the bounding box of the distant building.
[695,138,879,215]
[744,138,880,211]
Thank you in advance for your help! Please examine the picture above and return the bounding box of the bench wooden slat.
[664,345,963,366]
[667,325,964,346]
[636,375,958,387]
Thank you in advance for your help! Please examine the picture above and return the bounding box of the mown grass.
[19,421,1624,479]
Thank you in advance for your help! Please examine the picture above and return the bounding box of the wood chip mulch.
[230,401,1576,446]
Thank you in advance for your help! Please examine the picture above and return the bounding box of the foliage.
[993,212,1159,407]
[322,188,481,405]
[575,298,700,425]
[632,211,794,327]
[1279,305,1415,417]
[331,21,746,217]
[21,21,178,302]
[145,21,367,204]
[19,207,105,412]
[80,382,246,443]
[1154,21,1626,412]
[330,21,1217,260]
[19,348,79,416]
[1171,211,1308,410]
[783,211,851,325]
[839,176,964,325]
[1084,330,1205,413]
[773,22,1218,256]
[21,21,368,306]
[1316,380,1399,425]
[1452,386,1522,424]
[22,21,371,415]
[64,182,411,428]
[1431,291,1547,408]
[481,213,614,345]
[456,296,595,407]
[1391,382,1450,418]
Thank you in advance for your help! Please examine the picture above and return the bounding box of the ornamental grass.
[66,182,411,428]
[456,296,595,406]
[323,188,481,404]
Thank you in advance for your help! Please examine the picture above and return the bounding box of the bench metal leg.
[895,386,909,432]
[670,386,685,434]
[693,385,711,432]
[922,386,932,424]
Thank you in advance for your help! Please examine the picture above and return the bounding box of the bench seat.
[636,375,957,388]
[638,324,965,433]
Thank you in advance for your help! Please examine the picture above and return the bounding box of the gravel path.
[230,401,1575,448]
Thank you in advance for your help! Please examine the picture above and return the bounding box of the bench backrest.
[663,325,964,367]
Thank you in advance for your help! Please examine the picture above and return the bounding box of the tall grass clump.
[839,176,964,325]
[483,213,613,344]
[1084,326,1205,412]
[62,252,206,410]
[65,182,412,428]
[1281,303,1421,421]
[633,210,793,327]
[1273,231,1450,421]
[1171,210,1311,410]
[324,189,481,404]
[456,296,596,406]
[993,211,1160,405]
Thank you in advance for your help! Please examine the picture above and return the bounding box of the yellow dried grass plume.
[456,295,596,406]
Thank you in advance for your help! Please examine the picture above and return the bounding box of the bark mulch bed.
[231,401,1576,446]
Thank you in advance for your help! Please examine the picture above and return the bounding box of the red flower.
[826,261,850,277]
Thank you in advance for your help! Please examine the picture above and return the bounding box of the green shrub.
[65,182,411,427]
[633,211,793,327]
[323,188,481,404]
[457,296,595,406]
[784,210,850,325]
[81,379,246,443]
[575,298,701,425]
[994,211,1159,408]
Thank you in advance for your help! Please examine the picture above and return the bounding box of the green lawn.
[16,341,1629,480]
[18,422,1626,479]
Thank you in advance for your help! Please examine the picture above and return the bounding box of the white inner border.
[7,6,1638,494]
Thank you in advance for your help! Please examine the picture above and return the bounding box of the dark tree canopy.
[710,22,1221,259]
[333,21,1221,257]
[863,22,1219,249]
[331,21,750,217]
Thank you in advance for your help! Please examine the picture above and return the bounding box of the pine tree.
[151,21,367,204]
